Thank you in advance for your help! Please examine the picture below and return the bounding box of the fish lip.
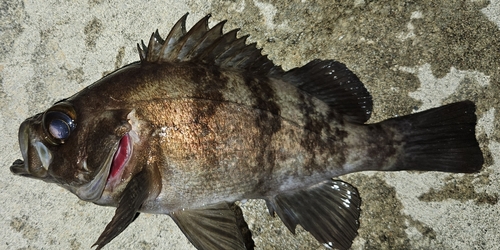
[11,120,30,176]
[10,159,27,175]
[19,120,30,160]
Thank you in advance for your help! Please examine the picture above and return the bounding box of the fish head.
[10,99,135,202]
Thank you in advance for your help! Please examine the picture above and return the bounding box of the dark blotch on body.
[187,63,229,169]
[243,73,282,195]
[189,63,227,119]
[365,123,399,169]
[296,92,346,175]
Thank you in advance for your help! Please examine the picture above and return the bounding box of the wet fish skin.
[90,62,386,210]
[10,14,483,250]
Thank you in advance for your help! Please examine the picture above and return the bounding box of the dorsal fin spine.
[213,29,240,58]
[184,21,225,61]
[218,35,249,65]
[138,13,282,75]
[137,43,145,61]
[147,32,161,62]
[193,21,226,60]
[223,42,256,67]
[176,15,211,60]
[159,14,188,61]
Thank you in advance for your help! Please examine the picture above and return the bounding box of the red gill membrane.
[109,134,130,180]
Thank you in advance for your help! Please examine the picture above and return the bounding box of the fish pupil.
[49,119,70,139]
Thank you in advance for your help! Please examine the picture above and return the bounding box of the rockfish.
[10,14,484,250]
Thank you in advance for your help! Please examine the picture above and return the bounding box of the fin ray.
[159,13,188,59]
[184,20,225,60]
[92,169,152,250]
[381,100,484,173]
[174,14,211,60]
[283,59,373,123]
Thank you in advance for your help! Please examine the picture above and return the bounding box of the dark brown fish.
[10,14,483,250]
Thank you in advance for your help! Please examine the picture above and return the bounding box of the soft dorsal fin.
[137,13,283,76]
[283,59,373,123]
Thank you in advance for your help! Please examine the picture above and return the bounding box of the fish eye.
[46,112,75,140]
[42,102,77,145]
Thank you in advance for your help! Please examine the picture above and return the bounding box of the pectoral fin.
[92,169,152,250]
[170,202,254,250]
[267,179,361,250]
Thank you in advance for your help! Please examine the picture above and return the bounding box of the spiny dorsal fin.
[137,13,283,76]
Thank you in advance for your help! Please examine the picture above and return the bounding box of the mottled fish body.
[10,14,483,250]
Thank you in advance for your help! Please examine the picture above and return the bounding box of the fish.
[10,13,484,250]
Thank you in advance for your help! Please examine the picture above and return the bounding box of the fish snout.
[11,117,53,180]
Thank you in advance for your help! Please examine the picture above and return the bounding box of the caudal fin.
[381,101,483,173]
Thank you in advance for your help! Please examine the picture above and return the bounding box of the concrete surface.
[1,0,499,249]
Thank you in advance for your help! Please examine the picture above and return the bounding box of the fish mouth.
[10,117,54,180]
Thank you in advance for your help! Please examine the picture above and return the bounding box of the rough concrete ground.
[1,0,499,249]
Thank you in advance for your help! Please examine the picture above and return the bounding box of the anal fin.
[170,202,253,250]
[267,179,361,250]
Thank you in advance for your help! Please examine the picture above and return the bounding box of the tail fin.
[381,101,483,173]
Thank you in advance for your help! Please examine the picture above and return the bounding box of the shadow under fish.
[10,14,484,250]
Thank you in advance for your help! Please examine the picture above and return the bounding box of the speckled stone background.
[1,0,499,249]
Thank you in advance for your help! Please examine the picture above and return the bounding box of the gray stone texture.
[1,0,498,249]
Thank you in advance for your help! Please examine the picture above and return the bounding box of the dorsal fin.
[282,59,373,124]
[138,14,372,123]
[137,13,283,76]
